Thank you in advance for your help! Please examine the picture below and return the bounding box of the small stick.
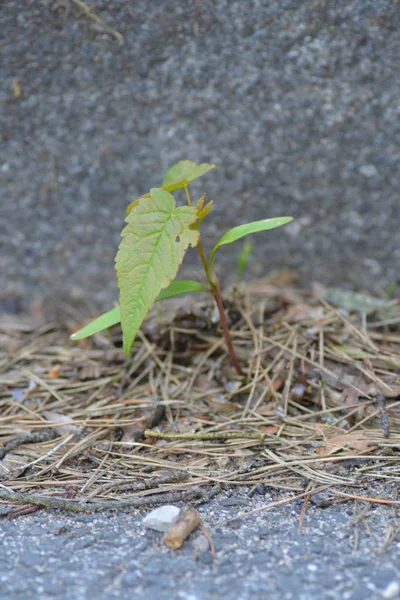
[199,524,216,560]
[0,485,210,514]
[70,0,124,42]
[298,483,313,533]
[332,491,400,506]
[376,393,390,439]
[0,429,58,460]
[162,507,201,549]
[145,429,264,441]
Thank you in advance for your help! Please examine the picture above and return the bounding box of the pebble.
[142,506,180,533]
[382,581,400,600]
[191,534,210,553]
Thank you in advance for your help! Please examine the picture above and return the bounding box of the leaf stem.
[214,278,244,377]
[183,184,192,207]
[184,184,243,375]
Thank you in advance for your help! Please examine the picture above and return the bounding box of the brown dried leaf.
[79,361,102,380]
[317,432,378,456]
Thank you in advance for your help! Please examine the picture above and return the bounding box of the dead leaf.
[317,432,378,456]
[286,303,325,322]
[0,453,30,480]
[206,398,241,413]
[79,361,101,380]
[259,425,279,435]
[43,411,77,436]
[47,365,60,379]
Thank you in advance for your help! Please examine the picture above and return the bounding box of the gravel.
[1,491,400,600]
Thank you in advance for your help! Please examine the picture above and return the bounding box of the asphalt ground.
[2,487,400,600]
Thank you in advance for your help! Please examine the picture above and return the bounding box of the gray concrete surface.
[1,0,400,311]
[1,490,400,600]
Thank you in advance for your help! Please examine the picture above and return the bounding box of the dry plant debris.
[0,277,399,515]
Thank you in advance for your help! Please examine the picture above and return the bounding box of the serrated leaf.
[126,194,150,216]
[125,161,215,216]
[161,160,216,191]
[116,188,199,355]
[70,280,207,341]
[207,217,293,282]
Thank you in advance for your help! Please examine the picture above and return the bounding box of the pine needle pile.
[1,276,399,514]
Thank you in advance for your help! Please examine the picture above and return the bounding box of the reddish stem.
[213,279,244,377]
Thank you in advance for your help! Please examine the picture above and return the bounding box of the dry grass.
[0,277,399,513]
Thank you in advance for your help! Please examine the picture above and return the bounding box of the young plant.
[71,161,293,376]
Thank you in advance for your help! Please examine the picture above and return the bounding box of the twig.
[377,393,390,439]
[70,0,124,42]
[144,430,264,441]
[298,482,313,532]
[0,484,212,514]
[0,429,58,460]
[332,491,400,505]
[199,524,216,560]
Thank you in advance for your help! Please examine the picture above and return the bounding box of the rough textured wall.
[1,0,399,310]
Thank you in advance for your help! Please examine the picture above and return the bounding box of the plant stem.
[214,279,244,377]
[184,184,243,376]
[184,185,216,290]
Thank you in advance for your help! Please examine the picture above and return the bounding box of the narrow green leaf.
[157,279,207,300]
[161,160,216,191]
[70,280,207,341]
[116,188,199,355]
[196,200,213,223]
[70,306,121,341]
[237,239,252,284]
[207,217,293,281]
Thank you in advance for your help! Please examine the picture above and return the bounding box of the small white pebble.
[142,505,180,532]
[359,164,378,178]
[381,581,400,599]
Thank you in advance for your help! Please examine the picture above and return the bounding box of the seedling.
[71,161,293,376]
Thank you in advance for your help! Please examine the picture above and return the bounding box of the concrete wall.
[1,0,399,310]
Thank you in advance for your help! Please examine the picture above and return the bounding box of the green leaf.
[196,200,213,224]
[125,161,215,216]
[70,280,207,341]
[157,279,207,300]
[207,217,293,282]
[161,160,216,191]
[126,195,150,216]
[70,306,121,341]
[237,239,252,284]
[116,188,199,355]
